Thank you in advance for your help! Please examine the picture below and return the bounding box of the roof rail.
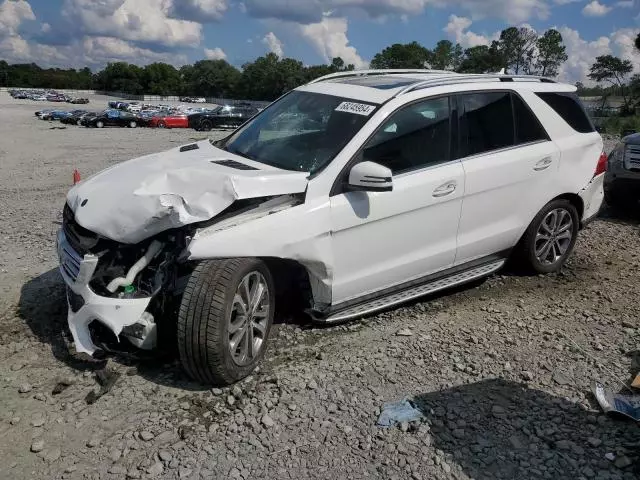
[395,73,557,96]
[308,69,452,84]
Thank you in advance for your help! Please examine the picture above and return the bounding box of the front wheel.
[129,121,137,128]
[514,199,579,274]
[178,258,275,385]
[200,120,212,131]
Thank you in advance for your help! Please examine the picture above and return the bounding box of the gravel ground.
[0,94,639,480]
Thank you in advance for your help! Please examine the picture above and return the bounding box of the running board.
[316,259,505,324]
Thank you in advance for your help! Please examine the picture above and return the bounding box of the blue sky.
[0,0,638,83]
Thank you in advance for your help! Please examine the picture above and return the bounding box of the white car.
[57,70,605,385]
[193,97,207,103]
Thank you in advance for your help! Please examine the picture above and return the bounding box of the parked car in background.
[605,132,640,211]
[60,110,90,125]
[84,109,140,128]
[188,105,259,131]
[69,97,89,104]
[35,109,54,118]
[193,97,206,103]
[148,114,189,129]
[40,110,71,120]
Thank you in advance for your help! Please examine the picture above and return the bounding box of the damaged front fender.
[187,196,334,306]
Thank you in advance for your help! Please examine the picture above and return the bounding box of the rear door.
[329,95,465,304]
[455,91,560,265]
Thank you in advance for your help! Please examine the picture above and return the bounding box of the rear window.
[535,92,594,133]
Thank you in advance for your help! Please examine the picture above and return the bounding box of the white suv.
[57,70,605,385]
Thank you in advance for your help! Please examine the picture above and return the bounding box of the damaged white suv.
[58,70,606,385]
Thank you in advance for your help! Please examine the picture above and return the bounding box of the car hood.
[67,140,309,244]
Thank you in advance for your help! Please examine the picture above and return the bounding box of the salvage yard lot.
[0,93,639,480]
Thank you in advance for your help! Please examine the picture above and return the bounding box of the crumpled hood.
[67,140,309,244]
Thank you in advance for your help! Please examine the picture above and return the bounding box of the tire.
[200,120,212,132]
[129,121,137,128]
[514,199,579,274]
[96,121,104,128]
[178,258,275,385]
[158,121,166,129]
[76,119,81,126]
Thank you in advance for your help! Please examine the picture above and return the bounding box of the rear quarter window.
[535,92,595,134]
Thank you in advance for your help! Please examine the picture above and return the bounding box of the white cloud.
[443,15,499,48]
[557,26,640,84]
[83,36,187,64]
[168,0,228,21]
[299,17,368,69]
[615,0,635,7]
[262,32,284,57]
[582,1,613,16]
[244,0,550,24]
[204,46,227,60]
[0,0,35,37]
[61,0,202,48]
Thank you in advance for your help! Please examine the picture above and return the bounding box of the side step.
[318,259,505,324]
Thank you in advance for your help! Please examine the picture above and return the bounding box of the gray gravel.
[0,94,639,479]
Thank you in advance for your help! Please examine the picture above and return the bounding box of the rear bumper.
[56,230,152,356]
[578,173,605,227]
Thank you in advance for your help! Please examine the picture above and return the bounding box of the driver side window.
[362,96,451,174]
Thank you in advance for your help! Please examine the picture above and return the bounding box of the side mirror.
[347,161,393,193]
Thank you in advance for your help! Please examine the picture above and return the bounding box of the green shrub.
[602,116,640,135]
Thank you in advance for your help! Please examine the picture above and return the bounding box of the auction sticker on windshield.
[335,102,376,116]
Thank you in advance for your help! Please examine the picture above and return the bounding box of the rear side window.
[535,92,594,133]
[460,92,514,156]
[512,94,549,144]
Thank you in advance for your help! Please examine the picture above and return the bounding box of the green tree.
[182,59,241,98]
[535,29,568,77]
[94,62,144,94]
[588,55,634,112]
[236,53,306,100]
[496,27,538,74]
[429,40,464,71]
[370,42,430,69]
[457,45,503,73]
[143,63,183,96]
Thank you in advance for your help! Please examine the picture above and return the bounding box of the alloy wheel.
[534,208,574,265]
[228,272,271,367]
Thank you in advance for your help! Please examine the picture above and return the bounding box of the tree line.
[1,29,639,104]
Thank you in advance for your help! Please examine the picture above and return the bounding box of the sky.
[0,0,638,84]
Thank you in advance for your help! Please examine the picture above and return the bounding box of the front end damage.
[57,204,190,355]
[57,192,315,357]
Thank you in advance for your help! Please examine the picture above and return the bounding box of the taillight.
[594,151,607,176]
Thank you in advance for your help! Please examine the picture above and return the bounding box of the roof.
[297,69,574,105]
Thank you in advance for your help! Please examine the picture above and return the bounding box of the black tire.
[158,121,166,129]
[200,120,212,131]
[177,258,275,385]
[95,120,104,128]
[129,121,137,128]
[513,199,579,274]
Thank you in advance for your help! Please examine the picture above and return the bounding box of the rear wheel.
[95,120,104,128]
[129,121,137,128]
[514,199,579,274]
[178,258,275,385]
[200,120,212,131]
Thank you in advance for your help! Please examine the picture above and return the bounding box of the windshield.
[218,91,377,173]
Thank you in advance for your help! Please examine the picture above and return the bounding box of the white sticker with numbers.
[335,101,376,116]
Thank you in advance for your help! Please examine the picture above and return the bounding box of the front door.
[329,95,465,305]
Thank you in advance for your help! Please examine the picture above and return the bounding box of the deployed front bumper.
[56,229,152,356]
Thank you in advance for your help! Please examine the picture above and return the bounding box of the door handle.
[433,181,457,197]
[534,157,553,171]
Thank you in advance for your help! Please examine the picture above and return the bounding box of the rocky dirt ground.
[0,95,639,480]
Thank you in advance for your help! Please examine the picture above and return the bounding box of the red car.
[148,114,189,129]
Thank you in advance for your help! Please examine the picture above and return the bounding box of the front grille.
[63,204,100,255]
[625,144,640,170]
[60,239,83,282]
